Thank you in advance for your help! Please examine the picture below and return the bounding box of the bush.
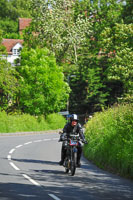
[46,113,66,130]
[84,103,133,179]
[0,112,66,133]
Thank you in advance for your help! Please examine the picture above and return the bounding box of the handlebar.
[58,131,87,144]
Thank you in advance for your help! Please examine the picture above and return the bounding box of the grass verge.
[84,103,133,179]
[0,112,66,133]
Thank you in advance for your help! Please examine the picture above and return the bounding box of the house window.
[13,49,20,55]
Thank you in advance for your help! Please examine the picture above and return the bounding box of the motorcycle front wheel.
[64,158,70,173]
[70,152,77,176]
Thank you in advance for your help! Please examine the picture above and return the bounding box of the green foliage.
[16,47,70,115]
[69,63,109,114]
[122,0,133,24]
[0,0,132,117]
[100,23,133,99]
[0,0,31,20]
[0,30,6,52]
[70,0,133,113]
[0,19,18,34]
[9,0,32,19]
[0,58,19,110]
[26,0,92,63]
[0,0,31,35]
[0,0,10,19]
[84,103,133,179]
[46,113,66,130]
[2,32,22,39]
[0,111,66,133]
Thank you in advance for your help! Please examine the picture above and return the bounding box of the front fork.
[71,146,78,165]
[65,146,78,168]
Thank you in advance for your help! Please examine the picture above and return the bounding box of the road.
[0,131,133,200]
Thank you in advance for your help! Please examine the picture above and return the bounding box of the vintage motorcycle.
[59,132,84,176]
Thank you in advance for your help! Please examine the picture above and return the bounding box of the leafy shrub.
[46,113,66,130]
[84,103,133,179]
[0,111,66,133]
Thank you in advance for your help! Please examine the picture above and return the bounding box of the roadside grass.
[84,103,133,179]
[0,112,66,133]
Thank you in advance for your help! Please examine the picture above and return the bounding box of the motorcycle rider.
[59,114,87,167]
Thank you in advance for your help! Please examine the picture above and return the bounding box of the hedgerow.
[84,103,133,179]
[0,112,66,133]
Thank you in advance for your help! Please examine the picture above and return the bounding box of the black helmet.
[70,114,79,122]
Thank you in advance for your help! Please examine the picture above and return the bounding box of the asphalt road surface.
[0,131,133,200]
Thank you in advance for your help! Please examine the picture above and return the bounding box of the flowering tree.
[26,0,92,64]
[101,23,133,100]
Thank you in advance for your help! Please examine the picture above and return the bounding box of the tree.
[0,0,32,37]
[0,58,19,111]
[16,47,70,115]
[25,0,92,64]
[25,0,132,115]
[101,23,133,101]
[0,30,6,52]
[122,0,133,24]
[69,56,110,114]
[0,0,31,20]
[0,19,18,35]
[86,0,133,105]
[9,0,32,20]
[0,30,18,111]
[68,0,123,112]
[0,0,9,19]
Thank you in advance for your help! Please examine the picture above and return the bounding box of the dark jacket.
[63,122,85,141]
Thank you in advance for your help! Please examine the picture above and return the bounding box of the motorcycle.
[59,132,84,176]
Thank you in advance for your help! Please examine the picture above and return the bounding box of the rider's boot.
[59,160,64,165]
[76,160,81,167]
[59,150,65,165]
[77,153,81,167]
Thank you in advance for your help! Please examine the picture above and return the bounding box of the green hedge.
[0,112,66,133]
[84,104,133,179]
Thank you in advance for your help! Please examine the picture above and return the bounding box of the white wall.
[7,55,20,66]
[2,43,23,66]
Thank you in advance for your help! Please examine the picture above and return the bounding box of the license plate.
[70,140,78,145]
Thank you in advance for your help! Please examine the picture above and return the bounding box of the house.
[1,18,32,66]
[1,39,23,66]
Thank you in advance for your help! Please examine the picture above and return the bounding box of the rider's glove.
[83,140,88,144]
[61,135,64,141]
[61,134,67,141]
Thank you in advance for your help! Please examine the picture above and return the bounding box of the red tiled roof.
[2,39,24,54]
[19,18,32,31]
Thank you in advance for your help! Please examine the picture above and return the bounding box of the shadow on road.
[11,158,59,166]
[0,181,51,200]
[2,157,133,200]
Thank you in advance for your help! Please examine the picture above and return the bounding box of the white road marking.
[10,162,20,170]
[43,139,51,141]
[24,141,32,145]
[22,174,40,186]
[8,137,62,200]
[7,155,11,160]
[16,144,23,148]
[9,148,15,154]
[49,194,61,200]
[34,140,42,143]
